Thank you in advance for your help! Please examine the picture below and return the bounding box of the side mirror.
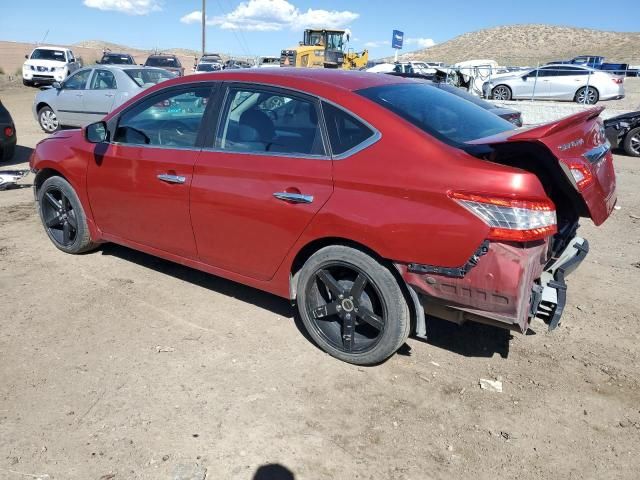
[25,54,29,59]
[52,81,62,90]
[522,75,528,81]
[85,121,108,143]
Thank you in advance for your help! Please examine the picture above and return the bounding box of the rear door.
[82,69,118,124]
[190,84,333,281]
[548,66,588,100]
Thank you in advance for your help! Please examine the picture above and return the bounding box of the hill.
[399,24,640,66]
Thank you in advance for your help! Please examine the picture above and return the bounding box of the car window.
[358,83,514,145]
[63,69,91,90]
[124,68,173,87]
[322,102,374,155]
[90,70,117,90]
[146,57,181,67]
[557,66,589,76]
[216,87,325,156]
[114,86,211,148]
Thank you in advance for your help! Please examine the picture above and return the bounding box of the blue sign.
[392,30,404,49]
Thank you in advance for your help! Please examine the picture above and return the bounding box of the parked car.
[224,59,252,69]
[144,54,184,77]
[257,56,280,68]
[549,56,638,77]
[386,73,523,126]
[604,111,640,157]
[0,99,17,162]
[484,64,625,104]
[98,52,135,65]
[29,69,616,365]
[194,63,222,74]
[200,53,223,64]
[32,65,174,133]
[22,46,81,86]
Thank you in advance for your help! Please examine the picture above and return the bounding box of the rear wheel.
[575,86,599,105]
[38,106,60,133]
[297,246,410,365]
[623,127,640,157]
[491,85,512,101]
[37,176,97,254]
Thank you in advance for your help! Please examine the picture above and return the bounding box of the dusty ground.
[1,82,639,480]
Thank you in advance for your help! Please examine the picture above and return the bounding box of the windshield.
[102,54,134,65]
[326,32,344,50]
[30,49,66,62]
[146,57,180,67]
[358,83,514,145]
[125,69,174,87]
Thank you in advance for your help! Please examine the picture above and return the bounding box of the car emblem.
[558,138,584,151]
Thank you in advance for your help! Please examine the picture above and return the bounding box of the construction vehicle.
[280,29,368,70]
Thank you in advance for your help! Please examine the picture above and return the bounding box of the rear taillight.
[449,192,557,242]
[567,162,594,191]
[612,77,624,84]
[4,126,14,137]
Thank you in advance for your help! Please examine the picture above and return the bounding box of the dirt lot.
[1,82,639,480]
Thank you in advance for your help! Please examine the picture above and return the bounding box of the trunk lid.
[468,107,617,225]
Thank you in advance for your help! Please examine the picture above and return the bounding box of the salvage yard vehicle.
[30,69,617,365]
[605,111,640,157]
[0,99,17,162]
[22,46,81,86]
[280,29,368,70]
[144,54,184,77]
[484,64,625,104]
[32,65,174,133]
[98,52,135,65]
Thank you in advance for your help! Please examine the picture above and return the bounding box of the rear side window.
[322,102,374,155]
[90,70,117,90]
[358,83,514,145]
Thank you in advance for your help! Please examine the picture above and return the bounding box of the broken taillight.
[449,192,557,242]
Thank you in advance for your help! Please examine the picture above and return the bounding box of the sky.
[1,0,639,58]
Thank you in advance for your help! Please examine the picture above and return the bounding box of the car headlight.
[29,65,35,71]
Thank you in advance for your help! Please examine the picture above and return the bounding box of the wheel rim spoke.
[46,215,62,227]
[356,307,384,331]
[350,273,367,301]
[62,221,71,244]
[44,192,61,209]
[342,314,355,352]
[316,269,344,298]
[66,210,78,229]
[311,301,340,319]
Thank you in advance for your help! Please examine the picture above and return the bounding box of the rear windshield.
[357,83,514,145]
[124,69,174,87]
[146,57,180,67]
[30,49,66,61]
[102,54,134,65]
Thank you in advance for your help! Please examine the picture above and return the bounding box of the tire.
[38,105,60,133]
[37,176,97,254]
[491,85,512,101]
[296,245,410,365]
[622,126,640,157]
[575,86,599,105]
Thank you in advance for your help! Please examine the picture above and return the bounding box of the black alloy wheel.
[41,186,78,247]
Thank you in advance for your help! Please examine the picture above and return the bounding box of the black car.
[98,52,135,65]
[385,72,523,127]
[0,99,17,162]
[144,55,184,77]
[604,111,640,157]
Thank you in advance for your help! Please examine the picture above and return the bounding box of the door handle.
[157,173,186,184]
[75,93,83,97]
[105,93,115,97]
[273,192,314,204]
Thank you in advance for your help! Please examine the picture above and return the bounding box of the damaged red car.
[30,69,617,365]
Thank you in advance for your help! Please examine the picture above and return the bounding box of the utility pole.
[201,0,206,57]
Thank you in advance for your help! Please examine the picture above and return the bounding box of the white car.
[22,46,80,87]
[483,64,625,104]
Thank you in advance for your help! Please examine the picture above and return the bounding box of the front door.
[87,84,213,258]
[191,85,333,281]
[55,68,92,125]
[82,69,118,124]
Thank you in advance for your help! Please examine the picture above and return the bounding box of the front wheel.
[491,85,512,101]
[623,127,640,157]
[37,176,97,254]
[575,86,599,105]
[38,106,60,133]
[296,246,410,365]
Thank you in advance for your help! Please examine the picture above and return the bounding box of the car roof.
[148,54,178,58]
[542,63,596,71]
[182,68,409,92]
[33,46,69,51]
[102,52,133,56]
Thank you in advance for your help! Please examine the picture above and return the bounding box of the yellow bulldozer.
[280,29,368,70]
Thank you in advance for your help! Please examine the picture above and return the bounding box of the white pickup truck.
[22,46,81,87]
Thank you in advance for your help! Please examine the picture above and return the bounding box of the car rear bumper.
[396,236,588,333]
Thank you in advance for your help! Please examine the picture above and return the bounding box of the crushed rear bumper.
[396,236,588,335]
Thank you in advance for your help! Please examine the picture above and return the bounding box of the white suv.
[22,46,80,87]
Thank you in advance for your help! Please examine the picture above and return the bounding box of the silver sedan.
[33,65,174,133]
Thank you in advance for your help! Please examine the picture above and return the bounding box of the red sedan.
[30,69,617,365]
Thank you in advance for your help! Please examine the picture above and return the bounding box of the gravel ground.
[1,83,639,480]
